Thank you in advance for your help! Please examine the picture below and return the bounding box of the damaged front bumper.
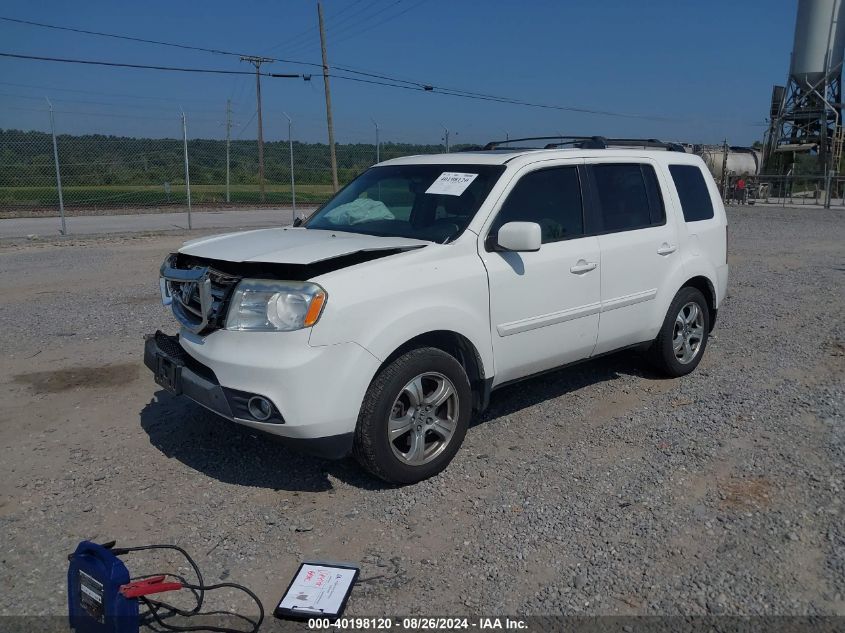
[143,330,358,459]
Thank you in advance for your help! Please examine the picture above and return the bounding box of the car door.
[479,161,601,385]
[585,159,679,355]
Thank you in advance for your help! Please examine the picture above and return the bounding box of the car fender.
[643,252,692,339]
[308,242,495,377]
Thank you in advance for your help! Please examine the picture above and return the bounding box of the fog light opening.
[247,396,273,421]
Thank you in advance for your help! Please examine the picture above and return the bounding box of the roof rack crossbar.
[483,136,684,152]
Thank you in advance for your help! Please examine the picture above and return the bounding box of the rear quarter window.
[669,164,714,222]
[588,163,665,233]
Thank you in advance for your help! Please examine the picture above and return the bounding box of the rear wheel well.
[682,276,717,331]
[380,331,488,413]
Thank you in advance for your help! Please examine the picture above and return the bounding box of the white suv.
[145,137,728,484]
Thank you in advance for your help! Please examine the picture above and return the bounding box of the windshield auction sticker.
[425,172,479,196]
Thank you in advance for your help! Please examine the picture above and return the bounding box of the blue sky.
[0,0,797,146]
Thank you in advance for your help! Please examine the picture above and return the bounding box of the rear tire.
[647,287,710,377]
[353,347,471,485]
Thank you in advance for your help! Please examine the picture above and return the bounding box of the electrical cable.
[331,0,427,47]
[0,52,302,77]
[264,0,376,55]
[141,582,264,633]
[312,0,402,44]
[0,13,671,121]
[114,544,263,633]
[0,16,256,59]
[0,49,673,121]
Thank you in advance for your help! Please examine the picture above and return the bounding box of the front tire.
[647,287,710,377]
[353,347,471,484]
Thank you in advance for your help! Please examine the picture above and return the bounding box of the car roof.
[377,148,706,168]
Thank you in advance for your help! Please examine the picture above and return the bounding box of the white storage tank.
[790,0,845,85]
[697,147,762,178]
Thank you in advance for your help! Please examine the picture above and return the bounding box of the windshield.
[304,164,505,243]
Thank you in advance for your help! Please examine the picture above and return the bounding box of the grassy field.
[0,183,336,216]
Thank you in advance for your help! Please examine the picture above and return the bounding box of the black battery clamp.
[67,539,263,633]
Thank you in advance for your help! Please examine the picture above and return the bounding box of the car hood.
[179,227,429,264]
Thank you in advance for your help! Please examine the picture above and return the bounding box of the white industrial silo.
[763,0,845,182]
[790,0,845,85]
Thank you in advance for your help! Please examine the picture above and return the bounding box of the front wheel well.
[682,276,717,331]
[379,331,488,413]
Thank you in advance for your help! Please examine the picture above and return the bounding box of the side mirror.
[292,216,303,227]
[495,221,542,252]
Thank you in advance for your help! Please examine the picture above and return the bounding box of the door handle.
[657,243,677,256]
[570,260,598,274]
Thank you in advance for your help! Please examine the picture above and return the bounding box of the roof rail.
[482,136,686,152]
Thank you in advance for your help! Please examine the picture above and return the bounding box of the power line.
[0,16,675,121]
[0,15,257,58]
[325,73,678,121]
[0,13,323,69]
[265,0,369,52]
[235,109,258,139]
[0,51,305,76]
[0,49,677,121]
[313,0,402,46]
[331,0,421,46]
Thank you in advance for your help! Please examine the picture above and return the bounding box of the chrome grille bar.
[159,255,213,333]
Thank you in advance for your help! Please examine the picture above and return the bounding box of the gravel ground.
[0,206,842,621]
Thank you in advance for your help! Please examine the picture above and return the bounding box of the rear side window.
[669,164,714,222]
[491,166,584,244]
[589,163,665,233]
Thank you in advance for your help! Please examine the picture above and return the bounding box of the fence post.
[225,99,232,204]
[372,117,380,163]
[181,110,192,229]
[824,165,832,209]
[283,112,296,218]
[46,98,67,235]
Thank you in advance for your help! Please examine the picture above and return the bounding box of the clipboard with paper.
[274,561,360,621]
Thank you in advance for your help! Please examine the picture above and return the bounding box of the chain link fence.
[7,105,842,234]
[0,107,452,230]
[718,173,845,207]
[739,174,845,207]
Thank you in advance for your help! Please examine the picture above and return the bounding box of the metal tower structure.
[764,0,845,178]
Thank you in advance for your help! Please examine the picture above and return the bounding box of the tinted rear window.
[669,164,714,222]
[590,163,665,232]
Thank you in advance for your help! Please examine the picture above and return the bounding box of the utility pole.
[240,55,274,203]
[283,112,296,218]
[225,99,233,203]
[371,117,380,163]
[441,125,451,152]
[46,98,66,235]
[318,1,339,191]
[720,138,729,203]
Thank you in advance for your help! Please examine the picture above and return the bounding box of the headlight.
[225,280,327,332]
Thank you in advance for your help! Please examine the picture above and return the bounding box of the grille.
[160,255,240,333]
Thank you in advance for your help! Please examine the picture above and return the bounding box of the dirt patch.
[14,363,140,393]
[719,477,773,510]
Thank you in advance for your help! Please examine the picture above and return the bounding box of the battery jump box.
[67,540,139,633]
[67,539,263,633]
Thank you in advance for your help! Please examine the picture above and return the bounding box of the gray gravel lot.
[0,206,843,619]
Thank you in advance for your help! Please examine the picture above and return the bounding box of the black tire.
[647,286,710,377]
[353,347,472,485]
